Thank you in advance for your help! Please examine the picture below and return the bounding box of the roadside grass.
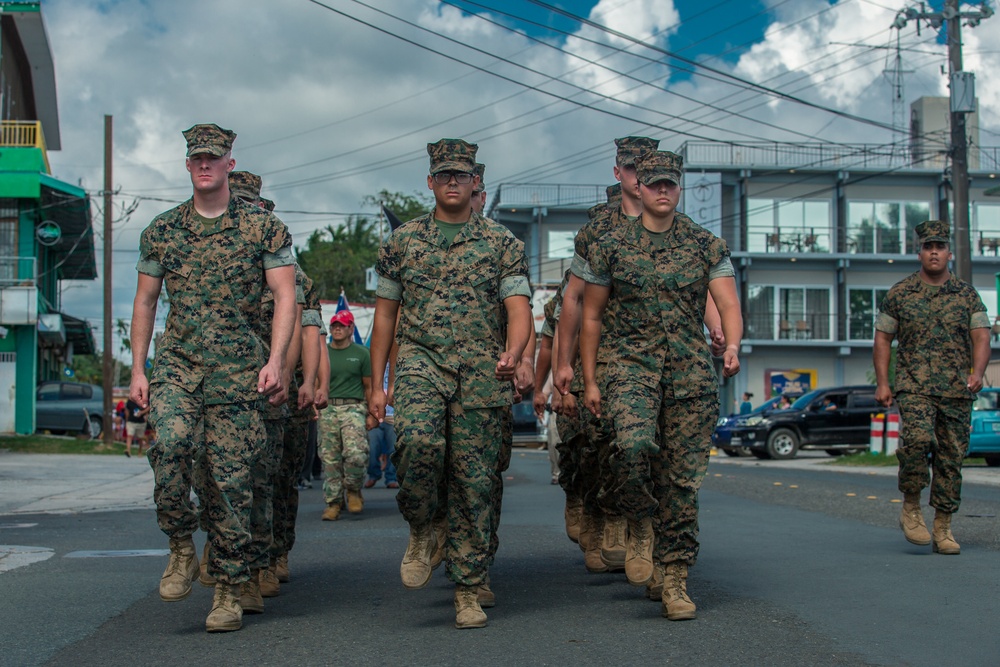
[0,434,126,455]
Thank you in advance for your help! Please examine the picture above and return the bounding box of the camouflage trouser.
[318,403,369,506]
[147,381,264,584]
[604,379,717,566]
[485,406,514,567]
[555,407,583,500]
[579,400,613,517]
[896,393,972,514]
[392,374,503,586]
[272,414,310,558]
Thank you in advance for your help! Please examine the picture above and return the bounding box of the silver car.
[35,381,104,439]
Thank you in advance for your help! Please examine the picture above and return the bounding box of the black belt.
[330,398,363,406]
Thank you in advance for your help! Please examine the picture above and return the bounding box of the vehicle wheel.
[984,455,1000,468]
[85,416,103,440]
[825,449,847,456]
[766,428,799,460]
[750,449,771,460]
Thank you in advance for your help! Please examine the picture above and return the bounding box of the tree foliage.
[295,191,431,302]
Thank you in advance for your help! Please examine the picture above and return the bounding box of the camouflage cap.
[427,138,478,174]
[606,182,622,206]
[260,197,276,213]
[182,123,236,157]
[229,171,262,202]
[473,162,486,193]
[614,136,660,167]
[636,150,684,186]
[915,219,950,244]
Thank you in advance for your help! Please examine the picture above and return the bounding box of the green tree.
[296,191,431,301]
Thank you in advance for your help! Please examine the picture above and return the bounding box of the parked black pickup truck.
[727,385,884,460]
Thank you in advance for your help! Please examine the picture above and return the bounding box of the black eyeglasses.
[432,171,473,184]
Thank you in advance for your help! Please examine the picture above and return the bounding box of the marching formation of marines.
[129,124,983,633]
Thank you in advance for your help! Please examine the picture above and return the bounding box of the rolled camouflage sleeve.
[135,226,165,277]
[708,256,735,280]
[263,244,295,270]
[875,290,899,334]
[499,236,531,300]
[302,308,323,329]
[583,240,612,287]
[375,235,404,301]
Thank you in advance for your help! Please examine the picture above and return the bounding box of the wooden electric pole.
[102,115,113,446]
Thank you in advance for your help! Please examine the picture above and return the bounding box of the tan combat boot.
[275,554,290,583]
[198,541,214,587]
[647,562,664,601]
[322,503,342,521]
[625,517,654,586]
[259,566,280,597]
[206,583,243,633]
[430,514,448,571]
[477,574,496,608]
[601,515,627,571]
[899,493,931,545]
[564,496,583,544]
[661,562,696,621]
[578,511,594,553]
[932,511,961,554]
[160,536,199,602]
[584,515,609,573]
[454,584,488,629]
[240,569,264,614]
[346,489,364,514]
[400,522,436,589]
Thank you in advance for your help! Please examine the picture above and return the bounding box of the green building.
[0,2,95,434]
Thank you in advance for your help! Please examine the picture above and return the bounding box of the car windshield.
[751,397,781,414]
[973,392,1000,411]
[790,389,823,410]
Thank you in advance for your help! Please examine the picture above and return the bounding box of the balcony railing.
[679,141,1000,172]
[0,120,50,173]
[0,256,37,286]
[495,184,605,209]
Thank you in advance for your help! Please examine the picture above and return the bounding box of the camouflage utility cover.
[585,212,729,397]
[229,171,262,202]
[183,123,236,157]
[136,197,293,404]
[614,136,659,166]
[636,150,683,186]
[876,273,989,398]
[375,210,530,408]
[427,138,477,174]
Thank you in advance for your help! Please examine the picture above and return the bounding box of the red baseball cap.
[330,311,355,327]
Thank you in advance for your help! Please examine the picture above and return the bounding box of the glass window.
[848,287,890,340]
[748,198,830,253]
[37,384,60,401]
[547,231,575,259]
[62,384,89,400]
[974,203,1000,256]
[745,285,831,340]
[848,201,930,254]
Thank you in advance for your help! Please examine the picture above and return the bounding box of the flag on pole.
[336,290,364,344]
[381,204,405,231]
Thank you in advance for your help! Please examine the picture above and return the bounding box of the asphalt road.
[1,449,998,667]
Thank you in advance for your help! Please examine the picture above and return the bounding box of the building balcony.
[0,120,50,174]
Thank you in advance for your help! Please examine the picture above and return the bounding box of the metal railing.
[494,183,605,209]
[0,120,50,173]
[0,256,37,286]
[678,141,1000,172]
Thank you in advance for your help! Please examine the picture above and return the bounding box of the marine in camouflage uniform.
[874,219,991,555]
[193,171,299,609]
[369,139,532,630]
[579,150,742,620]
[271,265,323,583]
[130,124,296,633]
[560,138,655,575]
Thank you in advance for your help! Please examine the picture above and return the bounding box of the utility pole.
[892,1,992,283]
[102,115,113,446]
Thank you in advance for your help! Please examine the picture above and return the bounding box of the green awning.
[38,174,95,280]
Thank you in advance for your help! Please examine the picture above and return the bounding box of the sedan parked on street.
[35,381,104,439]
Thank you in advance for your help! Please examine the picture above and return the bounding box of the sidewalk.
[0,452,154,516]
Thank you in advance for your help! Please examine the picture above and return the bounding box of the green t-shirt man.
[327,342,371,400]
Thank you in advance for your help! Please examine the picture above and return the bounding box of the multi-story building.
[489,114,1000,413]
[0,2,96,434]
